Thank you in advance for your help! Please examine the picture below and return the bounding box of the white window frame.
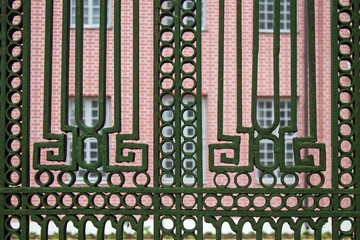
[71,0,111,28]
[256,99,296,184]
[259,0,290,33]
[162,0,206,30]
[67,97,111,183]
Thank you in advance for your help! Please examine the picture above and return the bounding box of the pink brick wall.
[29,0,333,206]
[202,0,332,190]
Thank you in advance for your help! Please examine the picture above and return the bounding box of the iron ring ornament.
[0,0,358,239]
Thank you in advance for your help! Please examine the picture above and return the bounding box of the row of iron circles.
[212,172,300,190]
[337,0,355,189]
[180,0,197,187]
[35,169,107,187]
[39,170,150,188]
[25,192,154,210]
[160,0,176,187]
[180,92,197,187]
[5,0,23,189]
[203,193,333,211]
[5,2,23,239]
[159,7,174,150]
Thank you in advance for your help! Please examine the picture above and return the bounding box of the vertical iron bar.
[132,0,140,140]
[304,2,317,219]
[174,0,181,190]
[330,0,339,191]
[330,0,340,236]
[153,0,160,238]
[43,0,54,139]
[0,1,7,238]
[290,0,297,131]
[307,0,317,139]
[217,0,225,140]
[60,0,71,131]
[22,0,31,238]
[195,0,203,237]
[303,0,310,214]
[74,0,84,130]
[330,0,340,237]
[272,0,280,131]
[174,0,181,238]
[112,0,121,132]
[96,0,108,130]
[250,0,259,128]
[352,1,360,239]
[236,0,242,132]
[195,0,207,236]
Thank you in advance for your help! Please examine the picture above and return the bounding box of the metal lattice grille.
[0,0,358,239]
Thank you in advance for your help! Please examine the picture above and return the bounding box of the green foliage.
[204,231,216,239]
[143,226,152,238]
[105,232,116,239]
[48,233,59,240]
[29,232,38,240]
[301,231,314,239]
[322,231,332,239]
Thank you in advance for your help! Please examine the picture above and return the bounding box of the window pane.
[162,0,173,9]
[187,128,194,136]
[70,0,111,27]
[183,0,194,9]
[186,161,193,169]
[162,158,173,169]
[260,0,290,31]
[84,16,89,25]
[259,22,266,30]
[259,143,265,150]
[185,142,194,151]
[90,142,97,149]
[183,16,195,26]
[91,151,97,158]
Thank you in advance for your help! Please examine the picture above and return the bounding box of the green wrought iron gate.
[0,0,359,239]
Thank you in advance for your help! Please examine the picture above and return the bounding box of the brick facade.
[29,0,332,229]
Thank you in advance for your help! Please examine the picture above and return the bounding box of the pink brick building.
[25,0,335,235]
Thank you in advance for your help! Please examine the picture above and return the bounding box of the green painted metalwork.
[0,0,358,239]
